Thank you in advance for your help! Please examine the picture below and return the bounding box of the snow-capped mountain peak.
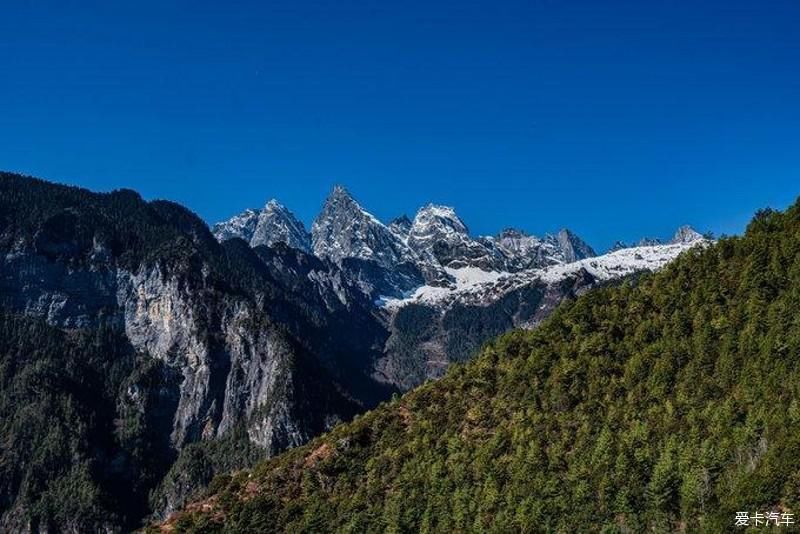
[251,199,311,251]
[556,228,596,263]
[212,199,310,252]
[330,183,350,198]
[487,227,595,270]
[410,204,470,238]
[388,215,413,241]
[406,204,502,271]
[311,185,413,268]
[671,225,704,244]
[490,228,553,269]
[380,236,712,311]
[215,186,707,310]
[492,228,536,254]
[607,225,705,253]
[211,208,260,243]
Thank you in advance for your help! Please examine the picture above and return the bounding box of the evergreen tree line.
[166,199,800,532]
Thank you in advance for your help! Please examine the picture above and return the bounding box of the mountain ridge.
[215,186,702,289]
[212,185,708,392]
[162,197,800,533]
[0,171,711,530]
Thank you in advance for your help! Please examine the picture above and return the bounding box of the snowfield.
[379,240,708,310]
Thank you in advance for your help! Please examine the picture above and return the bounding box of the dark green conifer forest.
[165,199,800,532]
[0,313,165,531]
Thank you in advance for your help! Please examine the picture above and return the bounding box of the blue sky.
[1,0,798,251]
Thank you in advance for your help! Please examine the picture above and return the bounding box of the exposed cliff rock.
[0,173,384,530]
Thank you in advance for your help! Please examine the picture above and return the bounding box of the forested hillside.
[0,312,165,531]
[0,172,700,530]
[163,199,800,532]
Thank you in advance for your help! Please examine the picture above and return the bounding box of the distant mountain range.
[214,184,702,296]
[214,186,707,389]
[0,173,707,530]
[215,184,600,279]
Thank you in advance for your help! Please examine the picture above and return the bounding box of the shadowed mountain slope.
[164,199,800,533]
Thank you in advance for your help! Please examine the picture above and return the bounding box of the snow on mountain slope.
[214,187,706,317]
[213,200,311,252]
[486,228,595,270]
[405,204,504,271]
[388,215,412,241]
[380,234,709,310]
[538,241,702,282]
[604,225,707,252]
[671,224,705,244]
[409,205,469,240]
[251,200,311,251]
[311,186,415,269]
[211,208,260,242]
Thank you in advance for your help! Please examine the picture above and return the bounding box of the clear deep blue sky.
[2,0,798,251]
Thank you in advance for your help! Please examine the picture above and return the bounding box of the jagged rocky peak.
[608,240,629,253]
[490,228,551,270]
[496,227,526,239]
[388,214,413,239]
[251,199,311,252]
[311,185,412,268]
[213,199,310,252]
[409,204,470,240]
[407,205,470,255]
[637,237,662,247]
[612,225,705,250]
[671,224,704,244]
[556,228,596,263]
[494,227,538,252]
[492,227,594,269]
[606,225,705,253]
[212,208,260,242]
[406,204,503,271]
[215,186,601,276]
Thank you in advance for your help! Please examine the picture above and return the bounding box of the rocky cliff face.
[388,214,413,240]
[1,202,360,451]
[0,173,385,529]
[116,264,321,449]
[556,228,596,263]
